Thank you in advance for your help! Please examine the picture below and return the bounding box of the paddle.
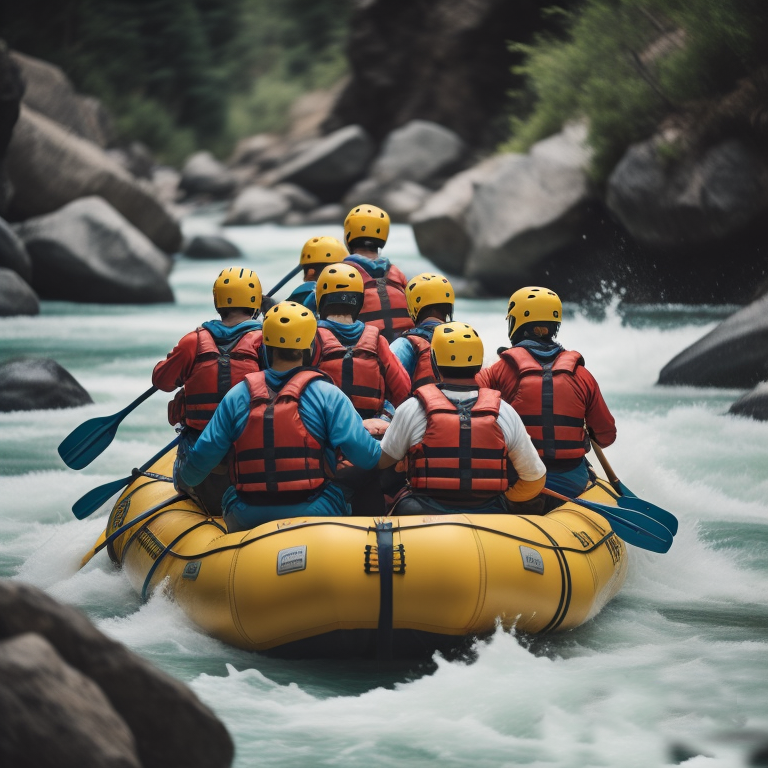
[590,440,679,536]
[79,492,188,568]
[71,436,180,520]
[58,266,304,471]
[541,488,674,553]
[58,386,158,470]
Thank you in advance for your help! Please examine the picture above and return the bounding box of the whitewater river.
[1,218,767,767]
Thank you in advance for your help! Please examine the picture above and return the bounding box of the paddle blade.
[612,494,678,536]
[58,415,121,470]
[80,530,107,568]
[598,507,673,554]
[72,475,131,520]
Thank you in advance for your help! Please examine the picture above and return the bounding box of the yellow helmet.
[506,286,562,339]
[262,302,317,349]
[299,236,347,267]
[405,272,455,322]
[431,322,484,368]
[315,264,365,315]
[213,267,262,312]
[344,204,390,249]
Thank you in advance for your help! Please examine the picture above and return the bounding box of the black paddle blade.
[58,414,121,470]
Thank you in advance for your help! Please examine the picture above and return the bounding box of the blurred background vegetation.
[3,0,351,165]
[505,0,768,182]
[4,0,766,176]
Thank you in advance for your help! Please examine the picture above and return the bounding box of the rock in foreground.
[0,580,233,768]
[0,357,92,412]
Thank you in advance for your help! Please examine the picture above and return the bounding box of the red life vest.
[402,329,440,391]
[232,369,330,503]
[499,347,588,461]
[181,328,263,430]
[407,385,508,499]
[349,260,414,342]
[314,325,386,418]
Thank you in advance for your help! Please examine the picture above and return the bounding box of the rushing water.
[1,217,767,768]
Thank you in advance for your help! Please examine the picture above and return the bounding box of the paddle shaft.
[266,263,303,297]
[540,487,672,552]
[590,440,621,488]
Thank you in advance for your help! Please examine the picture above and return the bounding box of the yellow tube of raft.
[102,448,628,656]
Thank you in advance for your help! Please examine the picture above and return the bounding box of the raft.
[100,447,628,658]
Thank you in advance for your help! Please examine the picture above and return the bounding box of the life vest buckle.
[363,543,406,574]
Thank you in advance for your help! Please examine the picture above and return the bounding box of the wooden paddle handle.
[590,439,620,485]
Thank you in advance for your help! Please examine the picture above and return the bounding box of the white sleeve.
[380,398,426,460]
[497,401,546,481]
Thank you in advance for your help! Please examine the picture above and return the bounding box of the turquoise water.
[1,219,766,767]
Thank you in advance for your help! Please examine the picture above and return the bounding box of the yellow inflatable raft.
[98,448,628,658]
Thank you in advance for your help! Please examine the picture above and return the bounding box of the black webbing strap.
[375,521,394,662]
[541,362,556,460]
[216,339,236,403]
[263,403,277,493]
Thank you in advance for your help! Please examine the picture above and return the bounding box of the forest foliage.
[505,0,768,181]
[3,0,351,164]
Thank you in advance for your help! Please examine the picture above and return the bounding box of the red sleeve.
[475,358,516,400]
[577,367,616,447]
[377,336,411,407]
[151,331,198,392]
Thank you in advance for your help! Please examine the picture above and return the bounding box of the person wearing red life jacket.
[152,267,264,514]
[379,322,546,515]
[284,235,348,313]
[312,264,411,513]
[391,272,455,392]
[475,286,616,501]
[174,302,383,531]
[342,204,414,343]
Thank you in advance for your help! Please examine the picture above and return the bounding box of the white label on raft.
[520,546,544,575]
[277,545,307,575]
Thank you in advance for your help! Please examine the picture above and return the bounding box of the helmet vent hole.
[524,310,530,317]
[224,279,230,284]
[554,311,559,318]
[280,337,286,344]
[468,355,473,361]
[249,283,254,288]
[451,355,456,361]
[280,317,290,324]
[227,298,232,304]
[251,297,256,303]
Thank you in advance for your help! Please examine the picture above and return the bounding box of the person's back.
[391,272,455,392]
[174,302,383,531]
[152,267,264,513]
[379,322,546,515]
[476,286,616,499]
[342,204,414,342]
[312,265,410,513]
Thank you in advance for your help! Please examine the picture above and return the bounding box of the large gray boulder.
[14,196,174,304]
[410,154,508,275]
[6,106,181,253]
[369,120,466,186]
[0,215,32,281]
[264,124,375,202]
[0,580,233,768]
[179,151,237,199]
[729,381,768,421]
[224,185,292,226]
[0,633,141,768]
[10,51,112,147]
[464,122,595,284]
[0,269,39,316]
[658,293,768,387]
[607,135,768,249]
[0,358,92,412]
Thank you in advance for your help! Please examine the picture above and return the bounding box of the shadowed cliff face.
[323,0,565,150]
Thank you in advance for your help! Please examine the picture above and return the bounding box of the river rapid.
[1,217,766,768]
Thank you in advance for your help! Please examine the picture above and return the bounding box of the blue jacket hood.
[318,318,365,345]
[345,254,391,278]
[201,319,262,344]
